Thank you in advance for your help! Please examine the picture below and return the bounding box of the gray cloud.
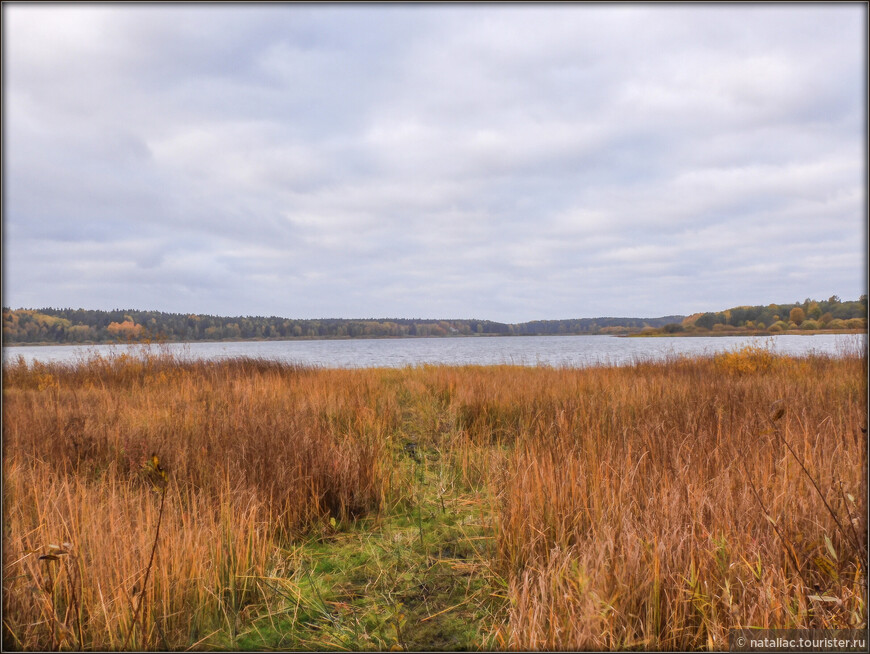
[2,4,865,322]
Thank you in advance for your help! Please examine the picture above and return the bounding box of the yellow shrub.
[714,342,775,375]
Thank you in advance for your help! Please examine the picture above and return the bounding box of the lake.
[2,333,865,369]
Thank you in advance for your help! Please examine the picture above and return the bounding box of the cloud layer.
[3,4,865,321]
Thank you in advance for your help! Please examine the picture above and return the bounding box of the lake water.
[2,333,865,369]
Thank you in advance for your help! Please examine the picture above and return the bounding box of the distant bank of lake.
[3,333,865,369]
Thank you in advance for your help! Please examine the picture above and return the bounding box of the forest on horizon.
[2,296,866,345]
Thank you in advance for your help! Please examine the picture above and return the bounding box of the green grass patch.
[212,446,506,651]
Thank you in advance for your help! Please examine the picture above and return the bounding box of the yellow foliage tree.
[107,319,144,339]
[789,307,806,326]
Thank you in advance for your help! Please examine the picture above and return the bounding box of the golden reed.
[2,343,866,650]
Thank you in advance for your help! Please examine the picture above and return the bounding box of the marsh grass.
[492,348,867,650]
[2,346,866,650]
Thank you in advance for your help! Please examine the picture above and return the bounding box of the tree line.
[681,295,867,333]
[2,297,865,345]
[2,308,686,344]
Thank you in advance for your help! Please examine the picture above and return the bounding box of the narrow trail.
[220,384,507,651]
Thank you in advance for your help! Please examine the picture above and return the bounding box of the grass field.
[2,343,867,650]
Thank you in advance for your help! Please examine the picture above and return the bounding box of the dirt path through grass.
[215,377,507,651]
[220,451,505,652]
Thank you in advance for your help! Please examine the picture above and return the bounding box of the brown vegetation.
[492,345,867,649]
[2,343,866,650]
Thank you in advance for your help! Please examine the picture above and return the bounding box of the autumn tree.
[789,307,806,326]
[107,319,144,340]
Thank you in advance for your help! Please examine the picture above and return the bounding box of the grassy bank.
[629,328,867,338]
[2,345,867,650]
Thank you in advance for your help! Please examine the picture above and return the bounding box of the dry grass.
[489,347,867,650]
[2,344,866,650]
[2,351,394,650]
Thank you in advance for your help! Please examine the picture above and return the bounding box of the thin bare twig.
[770,417,861,555]
[121,480,167,651]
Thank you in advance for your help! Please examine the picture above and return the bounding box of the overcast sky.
[2,4,866,322]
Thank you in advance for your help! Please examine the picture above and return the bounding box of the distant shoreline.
[2,332,537,347]
[3,329,865,348]
[624,328,866,338]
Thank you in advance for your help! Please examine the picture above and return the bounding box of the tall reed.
[2,345,866,650]
[2,351,394,650]
[489,349,867,649]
